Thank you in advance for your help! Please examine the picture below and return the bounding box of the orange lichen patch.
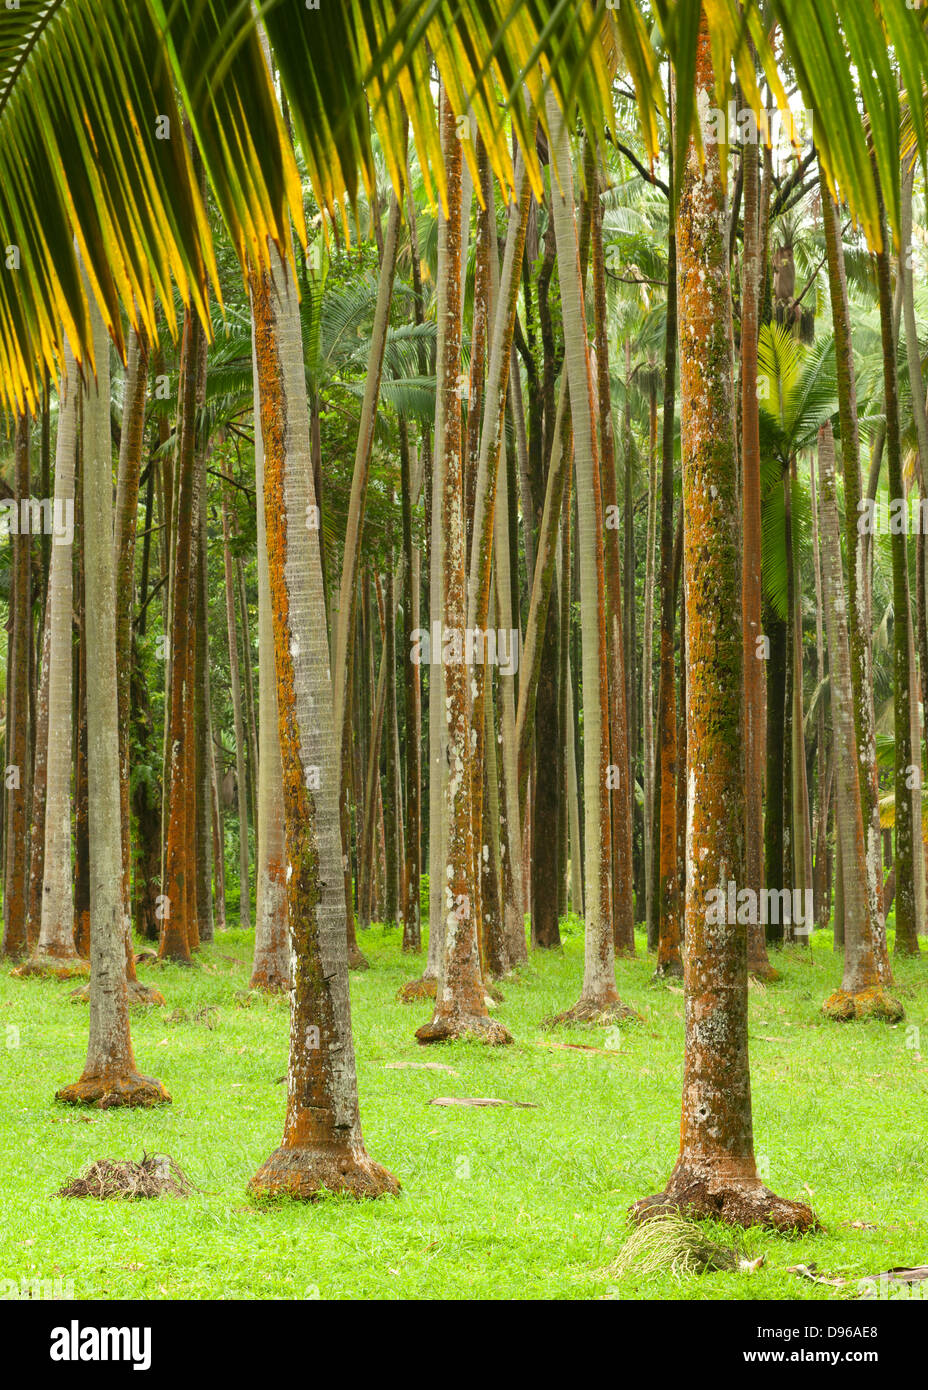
[247,1146,401,1202]
[396,977,437,1003]
[822,987,904,1022]
[416,1012,512,1045]
[631,1172,820,1235]
[55,1072,171,1109]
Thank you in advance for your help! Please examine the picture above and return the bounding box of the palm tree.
[249,238,400,1198]
[817,424,903,1020]
[545,91,636,1026]
[57,273,169,1109]
[633,19,815,1232]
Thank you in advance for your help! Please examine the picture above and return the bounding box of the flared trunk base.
[543,996,640,1028]
[69,980,165,1007]
[631,1165,819,1233]
[248,1144,400,1201]
[56,1071,171,1109]
[823,986,903,1022]
[13,952,90,980]
[397,977,437,1003]
[653,957,684,981]
[249,966,290,993]
[347,943,370,971]
[415,1010,513,1045]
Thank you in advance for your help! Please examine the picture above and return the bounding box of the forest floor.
[2,915,927,1300]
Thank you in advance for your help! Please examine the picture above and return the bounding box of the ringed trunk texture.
[249,245,399,1199]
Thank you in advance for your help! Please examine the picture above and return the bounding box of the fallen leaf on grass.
[385,1061,460,1076]
[787,1264,848,1288]
[428,1096,538,1108]
[536,1041,622,1059]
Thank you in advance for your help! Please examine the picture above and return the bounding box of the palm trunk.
[2,415,31,958]
[57,275,168,1109]
[416,92,511,1045]
[248,241,399,1199]
[221,464,252,932]
[546,91,632,1024]
[634,25,815,1230]
[818,423,902,1018]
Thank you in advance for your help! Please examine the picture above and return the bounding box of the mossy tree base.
[55,1072,171,1109]
[823,987,903,1022]
[248,1145,400,1201]
[750,963,780,982]
[69,980,166,1007]
[396,977,437,1002]
[249,970,290,994]
[652,959,684,982]
[12,954,90,981]
[543,997,641,1028]
[415,1011,513,1045]
[347,944,370,971]
[631,1170,819,1233]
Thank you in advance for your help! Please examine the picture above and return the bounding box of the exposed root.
[822,986,904,1022]
[247,1145,400,1201]
[630,1170,819,1234]
[56,1151,192,1200]
[396,977,437,1003]
[415,1011,513,1045]
[542,997,641,1028]
[11,953,90,981]
[55,1072,171,1110]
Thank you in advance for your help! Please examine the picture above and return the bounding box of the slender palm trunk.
[416,94,511,1046]
[818,424,902,1018]
[633,23,814,1230]
[2,415,31,958]
[248,241,399,1199]
[57,279,168,1109]
[221,465,252,931]
[546,91,633,1024]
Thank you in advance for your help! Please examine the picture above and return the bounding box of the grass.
[1,919,927,1300]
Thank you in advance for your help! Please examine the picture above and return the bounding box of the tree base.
[69,980,166,1007]
[12,953,90,981]
[631,1169,819,1233]
[750,963,780,982]
[249,970,290,993]
[348,944,370,971]
[415,1011,513,1045]
[543,997,641,1028]
[652,958,684,981]
[55,1071,171,1109]
[396,977,437,1002]
[247,1145,400,1201]
[822,986,903,1022]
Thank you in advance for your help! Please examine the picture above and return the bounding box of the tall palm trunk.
[57,279,168,1109]
[875,188,918,957]
[2,415,31,958]
[634,22,814,1230]
[416,93,511,1046]
[740,117,775,977]
[221,464,252,931]
[819,167,888,974]
[249,316,289,990]
[818,424,902,1018]
[248,241,399,1199]
[589,149,635,954]
[30,344,84,974]
[546,91,633,1024]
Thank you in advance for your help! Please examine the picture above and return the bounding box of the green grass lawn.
[2,919,926,1300]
